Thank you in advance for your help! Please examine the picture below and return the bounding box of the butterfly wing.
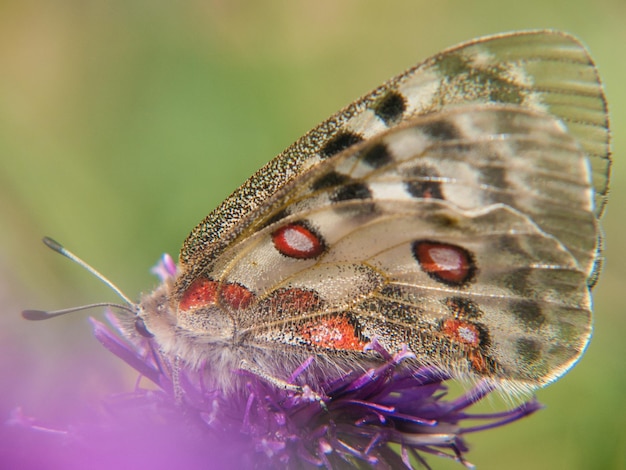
[167,31,609,394]
[184,105,599,393]
[180,30,609,276]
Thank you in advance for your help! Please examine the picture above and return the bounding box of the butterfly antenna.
[22,237,137,321]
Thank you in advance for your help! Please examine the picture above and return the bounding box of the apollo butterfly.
[26,30,610,398]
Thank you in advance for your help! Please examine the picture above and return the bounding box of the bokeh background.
[1,1,624,468]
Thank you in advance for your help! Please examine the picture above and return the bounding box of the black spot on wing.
[497,235,528,257]
[311,172,373,206]
[445,297,483,319]
[474,321,492,350]
[405,166,444,200]
[502,268,535,298]
[510,300,545,330]
[361,142,393,169]
[372,91,406,126]
[516,337,542,365]
[311,171,350,191]
[320,131,364,159]
[422,119,460,141]
[479,165,515,206]
[331,182,372,202]
[406,180,444,200]
[480,165,507,189]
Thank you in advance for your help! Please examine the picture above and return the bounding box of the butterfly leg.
[239,359,326,407]
[172,355,183,405]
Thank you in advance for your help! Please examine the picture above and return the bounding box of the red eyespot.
[272,222,325,259]
[412,240,475,286]
[442,319,481,347]
[220,283,254,310]
[299,315,368,351]
[179,278,218,311]
[179,277,254,311]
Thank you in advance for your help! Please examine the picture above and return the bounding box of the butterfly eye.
[272,222,326,259]
[134,317,154,338]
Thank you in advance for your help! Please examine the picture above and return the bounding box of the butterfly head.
[136,274,240,364]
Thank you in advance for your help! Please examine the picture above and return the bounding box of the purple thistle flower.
[6,255,542,469]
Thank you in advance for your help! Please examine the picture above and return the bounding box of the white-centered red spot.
[442,319,480,347]
[442,318,491,374]
[299,316,367,351]
[179,277,254,311]
[272,222,325,259]
[412,240,475,285]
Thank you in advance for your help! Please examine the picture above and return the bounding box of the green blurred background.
[1,1,624,468]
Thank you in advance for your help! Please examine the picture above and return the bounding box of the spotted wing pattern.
[180,30,609,276]
[143,31,609,395]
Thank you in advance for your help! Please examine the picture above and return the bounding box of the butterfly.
[28,30,611,398]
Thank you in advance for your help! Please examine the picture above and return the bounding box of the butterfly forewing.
[180,30,608,275]
[246,107,598,278]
